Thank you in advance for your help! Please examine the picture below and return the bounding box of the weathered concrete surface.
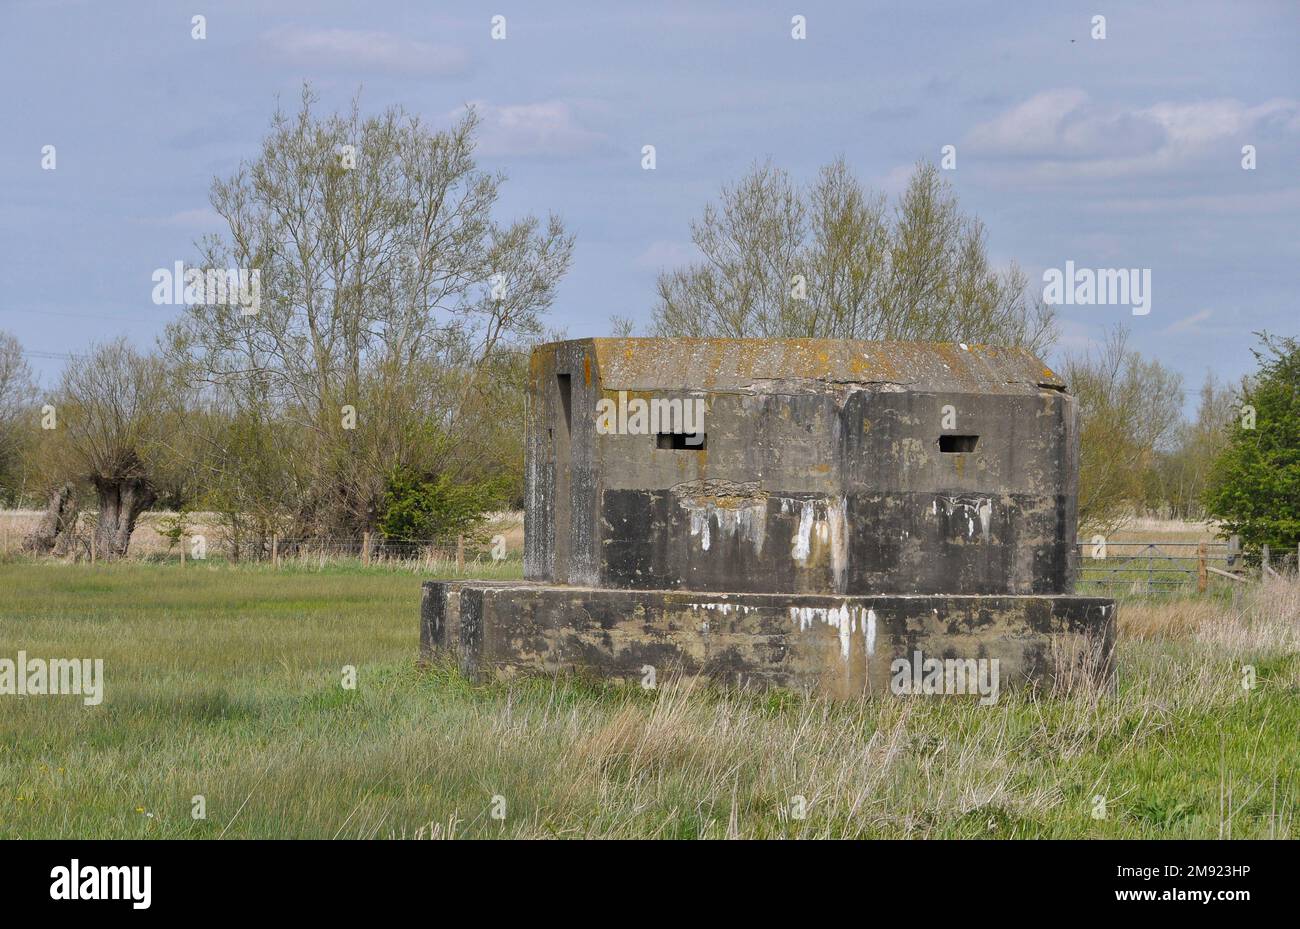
[425,337,1113,698]
[421,580,1114,698]
[526,338,1078,595]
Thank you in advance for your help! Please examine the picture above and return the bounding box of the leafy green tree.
[1203,334,1300,555]
[187,397,309,558]
[0,330,36,505]
[379,469,507,545]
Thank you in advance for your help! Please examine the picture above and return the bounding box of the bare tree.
[0,331,81,556]
[651,159,1056,352]
[1062,327,1184,534]
[1148,372,1238,519]
[167,85,573,536]
[48,339,171,558]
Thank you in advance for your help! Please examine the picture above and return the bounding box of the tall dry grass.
[1121,574,1300,652]
[0,563,1295,839]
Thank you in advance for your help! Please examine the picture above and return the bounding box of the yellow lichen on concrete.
[582,338,1059,394]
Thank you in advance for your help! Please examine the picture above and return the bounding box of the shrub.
[378,469,507,544]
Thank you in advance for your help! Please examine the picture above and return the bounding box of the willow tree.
[651,159,1055,352]
[25,339,173,558]
[166,86,573,536]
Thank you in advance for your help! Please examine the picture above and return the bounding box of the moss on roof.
[533,338,1064,395]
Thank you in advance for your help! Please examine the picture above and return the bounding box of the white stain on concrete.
[834,603,851,657]
[827,496,848,592]
[789,497,849,586]
[689,509,711,551]
[788,602,878,660]
[687,601,751,619]
[791,501,815,562]
[719,503,767,556]
[935,495,994,540]
[684,499,766,556]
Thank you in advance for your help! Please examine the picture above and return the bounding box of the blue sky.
[2,0,1297,403]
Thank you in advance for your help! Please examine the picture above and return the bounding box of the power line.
[20,350,86,361]
[0,307,158,324]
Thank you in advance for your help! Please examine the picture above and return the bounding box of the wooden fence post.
[272,534,279,569]
[180,536,186,567]
[90,533,96,565]
[363,531,371,566]
[1262,544,1270,578]
[1196,541,1207,594]
[456,534,464,572]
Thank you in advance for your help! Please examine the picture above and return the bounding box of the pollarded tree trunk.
[92,476,156,560]
[52,494,84,557]
[22,483,78,554]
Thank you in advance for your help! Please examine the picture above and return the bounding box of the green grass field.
[0,560,1296,838]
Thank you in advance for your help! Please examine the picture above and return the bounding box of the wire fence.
[1074,538,1298,595]
[4,516,1297,593]
[0,526,517,573]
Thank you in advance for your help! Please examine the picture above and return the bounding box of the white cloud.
[463,100,606,157]
[965,89,1300,178]
[262,27,470,76]
[1163,308,1213,335]
[1051,317,1106,355]
[1085,186,1300,216]
[1146,98,1300,154]
[874,163,917,196]
[634,240,697,270]
[140,207,224,228]
[966,88,1093,156]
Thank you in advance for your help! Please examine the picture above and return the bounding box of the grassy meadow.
[0,557,1297,839]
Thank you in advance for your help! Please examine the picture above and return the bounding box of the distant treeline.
[0,86,1294,559]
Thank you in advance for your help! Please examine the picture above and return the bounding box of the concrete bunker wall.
[524,341,600,585]
[446,337,1108,698]
[421,582,1115,698]
[525,338,1081,597]
[597,386,1078,595]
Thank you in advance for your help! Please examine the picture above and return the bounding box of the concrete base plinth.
[421,581,1114,699]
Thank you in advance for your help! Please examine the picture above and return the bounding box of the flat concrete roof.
[537,338,1066,395]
